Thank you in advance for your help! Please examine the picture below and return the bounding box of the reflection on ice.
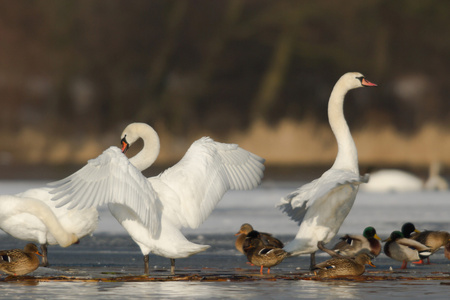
[2,280,447,299]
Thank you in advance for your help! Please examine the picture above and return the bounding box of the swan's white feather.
[48,131,264,263]
[0,187,97,248]
[152,137,265,229]
[44,120,266,269]
[50,146,161,236]
[278,169,368,225]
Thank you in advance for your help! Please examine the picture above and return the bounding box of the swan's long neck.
[128,126,160,172]
[18,198,78,247]
[328,83,359,174]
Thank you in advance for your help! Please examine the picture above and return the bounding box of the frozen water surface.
[1,180,450,299]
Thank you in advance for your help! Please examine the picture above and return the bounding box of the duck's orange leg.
[412,259,424,265]
[401,260,408,269]
[260,265,264,274]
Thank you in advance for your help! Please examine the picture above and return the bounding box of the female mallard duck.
[332,226,381,257]
[243,231,287,274]
[384,231,431,269]
[0,243,42,276]
[235,223,283,254]
[313,244,375,278]
[401,222,450,264]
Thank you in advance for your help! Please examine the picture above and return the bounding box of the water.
[1,180,450,299]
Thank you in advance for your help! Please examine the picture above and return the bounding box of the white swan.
[50,122,265,274]
[361,162,448,193]
[360,169,423,193]
[278,72,377,269]
[0,187,98,266]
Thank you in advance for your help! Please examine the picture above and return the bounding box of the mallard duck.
[333,226,381,257]
[384,231,431,269]
[313,252,375,278]
[0,243,42,276]
[278,73,376,269]
[401,222,450,264]
[243,231,288,274]
[235,223,283,254]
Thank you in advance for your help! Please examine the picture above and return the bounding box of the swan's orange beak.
[361,78,377,87]
[121,137,129,153]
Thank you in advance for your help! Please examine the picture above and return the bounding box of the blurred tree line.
[0,0,449,159]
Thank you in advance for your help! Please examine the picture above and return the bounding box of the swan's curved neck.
[328,84,359,173]
[128,126,160,172]
[18,198,78,247]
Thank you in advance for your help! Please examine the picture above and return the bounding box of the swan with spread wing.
[50,122,265,274]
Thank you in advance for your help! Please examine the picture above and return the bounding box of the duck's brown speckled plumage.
[235,223,283,254]
[313,252,375,278]
[0,243,41,276]
[243,231,287,274]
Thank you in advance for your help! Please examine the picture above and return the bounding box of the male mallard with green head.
[401,222,450,264]
[384,231,431,269]
[333,226,381,257]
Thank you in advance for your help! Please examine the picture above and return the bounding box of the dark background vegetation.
[0,0,449,176]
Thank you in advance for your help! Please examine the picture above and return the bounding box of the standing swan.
[50,123,265,274]
[278,72,377,269]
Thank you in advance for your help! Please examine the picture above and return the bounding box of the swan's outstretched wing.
[278,169,369,225]
[49,147,161,236]
[154,137,265,229]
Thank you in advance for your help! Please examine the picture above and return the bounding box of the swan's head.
[339,72,377,91]
[120,122,156,153]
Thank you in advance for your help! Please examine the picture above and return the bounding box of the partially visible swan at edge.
[361,162,448,193]
[50,122,265,274]
[278,72,377,269]
[0,187,98,266]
